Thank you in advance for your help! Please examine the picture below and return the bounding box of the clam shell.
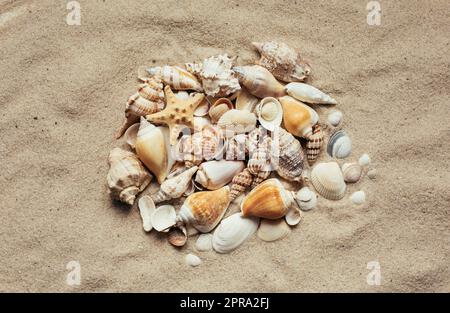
[342,162,362,183]
[294,187,317,211]
[185,253,202,267]
[168,225,187,247]
[217,109,257,138]
[195,160,245,190]
[257,219,291,242]
[212,213,259,254]
[235,87,259,112]
[285,82,337,105]
[256,97,283,131]
[209,98,233,123]
[328,110,343,127]
[285,206,303,226]
[151,205,177,232]
[195,234,213,252]
[124,123,140,149]
[138,195,155,232]
[350,190,366,205]
[327,130,352,159]
[279,96,319,139]
[311,162,346,200]
[358,153,371,167]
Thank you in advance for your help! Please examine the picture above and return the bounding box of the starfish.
[146,85,205,145]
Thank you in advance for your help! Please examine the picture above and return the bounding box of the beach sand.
[0,0,449,292]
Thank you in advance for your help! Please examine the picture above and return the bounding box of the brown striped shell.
[306,124,324,165]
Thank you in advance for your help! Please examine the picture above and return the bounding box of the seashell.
[327,130,352,159]
[185,253,202,267]
[195,160,245,190]
[274,127,305,182]
[257,218,291,242]
[285,82,337,105]
[285,207,303,226]
[358,153,371,167]
[186,224,199,236]
[294,187,317,211]
[168,224,187,247]
[250,170,271,189]
[193,97,210,117]
[186,54,241,97]
[217,109,257,138]
[174,91,190,100]
[229,168,253,201]
[106,148,152,205]
[193,116,212,130]
[195,234,213,252]
[279,96,319,139]
[135,117,174,183]
[241,178,297,219]
[328,110,343,127]
[311,162,346,200]
[177,186,231,233]
[233,65,286,98]
[124,122,140,149]
[306,124,324,165]
[367,168,377,179]
[247,141,271,176]
[138,78,165,102]
[350,190,366,205]
[179,125,223,167]
[342,162,362,183]
[151,205,177,232]
[151,166,198,204]
[208,98,234,123]
[147,65,203,91]
[212,213,259,254]
[252,41,311,83]
[224,134,248,160]
[235,87,259,112]
[256,97,283,131]
[138,195,155,232]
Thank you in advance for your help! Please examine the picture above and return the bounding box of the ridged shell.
[285,206,303,226]
[151,166,198,204]
[252,41,311,83]
[256,97,283,131]
[233,65,286,98]
[279,96,319,139]
[235,87,259,112]
[306,124,324,165]
[208,98,233,123]
[138,195,155,232]
[177,186,231,233]
[106,148,152,205]
[327,130,352,159]
[311,162,346,200]
[151,205,177,232]
[342,162,362,183]
[257,218,291,242]
[217,109,257,137]
[147,65,203,91]
[274,128,304,182]
[195,234,213,252]
[195,160,245,190]
[250,170,271,189]
[168,224,187,247]
[229,168,253,201]
[294,187,317,211]
[212,213,259,254]
[328,110,343,127]
[285,82,337,105]
[241,178,296,219]
[224,134,248,160]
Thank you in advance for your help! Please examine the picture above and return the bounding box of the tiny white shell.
[350,190,366,205]
[294,187,318,211]
[367,168,377,179]
[151,205,177,232]
[138,195,155,232]
[124,123,140,149]
[358,153,371,166]
[195,234,213,252]
[185,253,202,267]
[285,206,303,226]
[327,110,343,127]
[311,162,346,200]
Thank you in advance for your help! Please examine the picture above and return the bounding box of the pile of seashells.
[107,41,375,263]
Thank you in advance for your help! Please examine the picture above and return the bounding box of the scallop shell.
[241,178,296,219]
[257,218,291,242]
[235,87,259,112]
[212,213,259,254]
[311,162,346,200]
[252,41,311,83]
[177,186,231,233]
[342,162,362,183]
[151,205,177,232]
[350,190,366,205]
[358,153,371,167]
[195,160,245,190]
[208,98,234,123]
[124,123,140,149]
[168,224,187,247]
[327,130,352,159]
[274,128,305,182]
[285,206,303,226]
[285,82,337,105]
[256,97,283,131]
[233,65,286,98]
[151,166,198,204]
[138,195,155,232]
[306,124,324,165]
[147,65,203,91]
[185,253,202,267]
[229,168,253,202]
[195,234,213,252]
[328,110,343,127]
[278,96,318,139]
[294,187,317,211]
[106,148,152,205]
[217,109,257,138]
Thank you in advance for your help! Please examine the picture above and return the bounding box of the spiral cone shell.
[306,124,324,165]
[229,168,253,201]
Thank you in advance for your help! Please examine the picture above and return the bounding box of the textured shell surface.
[217,109,257,137]
[328,110,343,127]
[247,143,270,176]
[252,41,311,82]
[274,127,305,182]
[306,124,324,165]
[285,206,303,226]
[185,253,202,267]
[168,225,187,247]
[178,186,231,233]
[124,123,140,149]
[224,134,248,161]
[235,87,259,112]
[229,168,253,201]
[311,162,346,200]
[250,170,271,189]
[147,65,203,91]
[327,130,352,159]
[212,213,259,254]
[107,148,152,205]
[257,218,291,242]
[342,162,362,183]
[285,82,337,105]
[195,160,245,190]
[209,98,234,123]
[350,190,366,205]
[151,204,177,232]
[193,97,210,117]
[294,187,317,211]
[138,195,155,232]
[279,96,318,139]
[256,97,283,131]
[233,65,286,98]
[152,166,198,204]
[195,234,213,252]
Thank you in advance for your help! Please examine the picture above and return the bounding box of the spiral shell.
[233,65,286,98]
[279,96,319,139]
[229,168,253,202]
[274,128,305,182]
[306,124,324,165]
[147,65,203,91]
[151,166,198,204]
[285,82,337,105]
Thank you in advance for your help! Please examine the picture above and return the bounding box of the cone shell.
[233,65,286,98]
[178,186,231,233]
[279,96,319,139]
[285,82,337,105]
[235,87,259,112]
[152,166,198,204]
[209,98,233,123]
[311,162,346,200]
[147,65,203,91]
[257,218,291,242]
[342,162,362,183]
[274,128,305,182]
[306,124,324,165]
[229,168,253,201]
[256,97,283,131]
[327,130,352,159]
[217,109,257,137]
[241,178,295,219]
[195,160,245,190]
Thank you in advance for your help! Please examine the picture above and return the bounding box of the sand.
[0,0,449,292]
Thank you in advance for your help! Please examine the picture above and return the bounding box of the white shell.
[185,253,202,267]
[257,219,291,242]
[294,187,317,211]
[217,109,257,138]
[311,162,346,200]
[342,162,362,183]
[195,234,213,252]
[367,168,377,179]
[327,110,343,126]
[285,82,337,105]
[124,123,140,149]
[350,190,366,205]
[285,207,303,226]
[193,98,210,117]
[195,160,245,190]
[152,166,198,204]
[174,91,190,100]
[151,205,177,232]
[235,88,259,112]
[358,153,371,166]
[256,97,283,131]
[212,213,259,254]
[327,130,352,159]
[138,195,155,232]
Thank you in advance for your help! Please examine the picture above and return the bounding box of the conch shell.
[285,82,337,105]
[247,135,272,188]
[229,168,253,201]
[107,148,152,205]
[151,166,198,204]
[146,65,203,91]
[177,186,231,233]
[306,124,324,165]
[241,178,296,219]
[195,160,245,190]
[252,41,311,82]
[217,109,257,138]
[273,127,305,182]
[233,65,286,98]
[279,96,319,139]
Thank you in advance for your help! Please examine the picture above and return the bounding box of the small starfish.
[146,85,205,145]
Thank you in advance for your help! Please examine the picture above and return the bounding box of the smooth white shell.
[311,162,346,200]
[350,190,366,205]
[327,130,352,159]
[359,153,371,166]
[256,97,283,131]
[138,195,155,232]
[257,219,291,242]
[151,205,177,232]
[327,110,343,126]
[124,123,140,149]
[195,234,213,252]
[294,187,318,211]
[285,207,303,226]
[185,253,202,267]
[195,160,245,190]
[285,82,337,105]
